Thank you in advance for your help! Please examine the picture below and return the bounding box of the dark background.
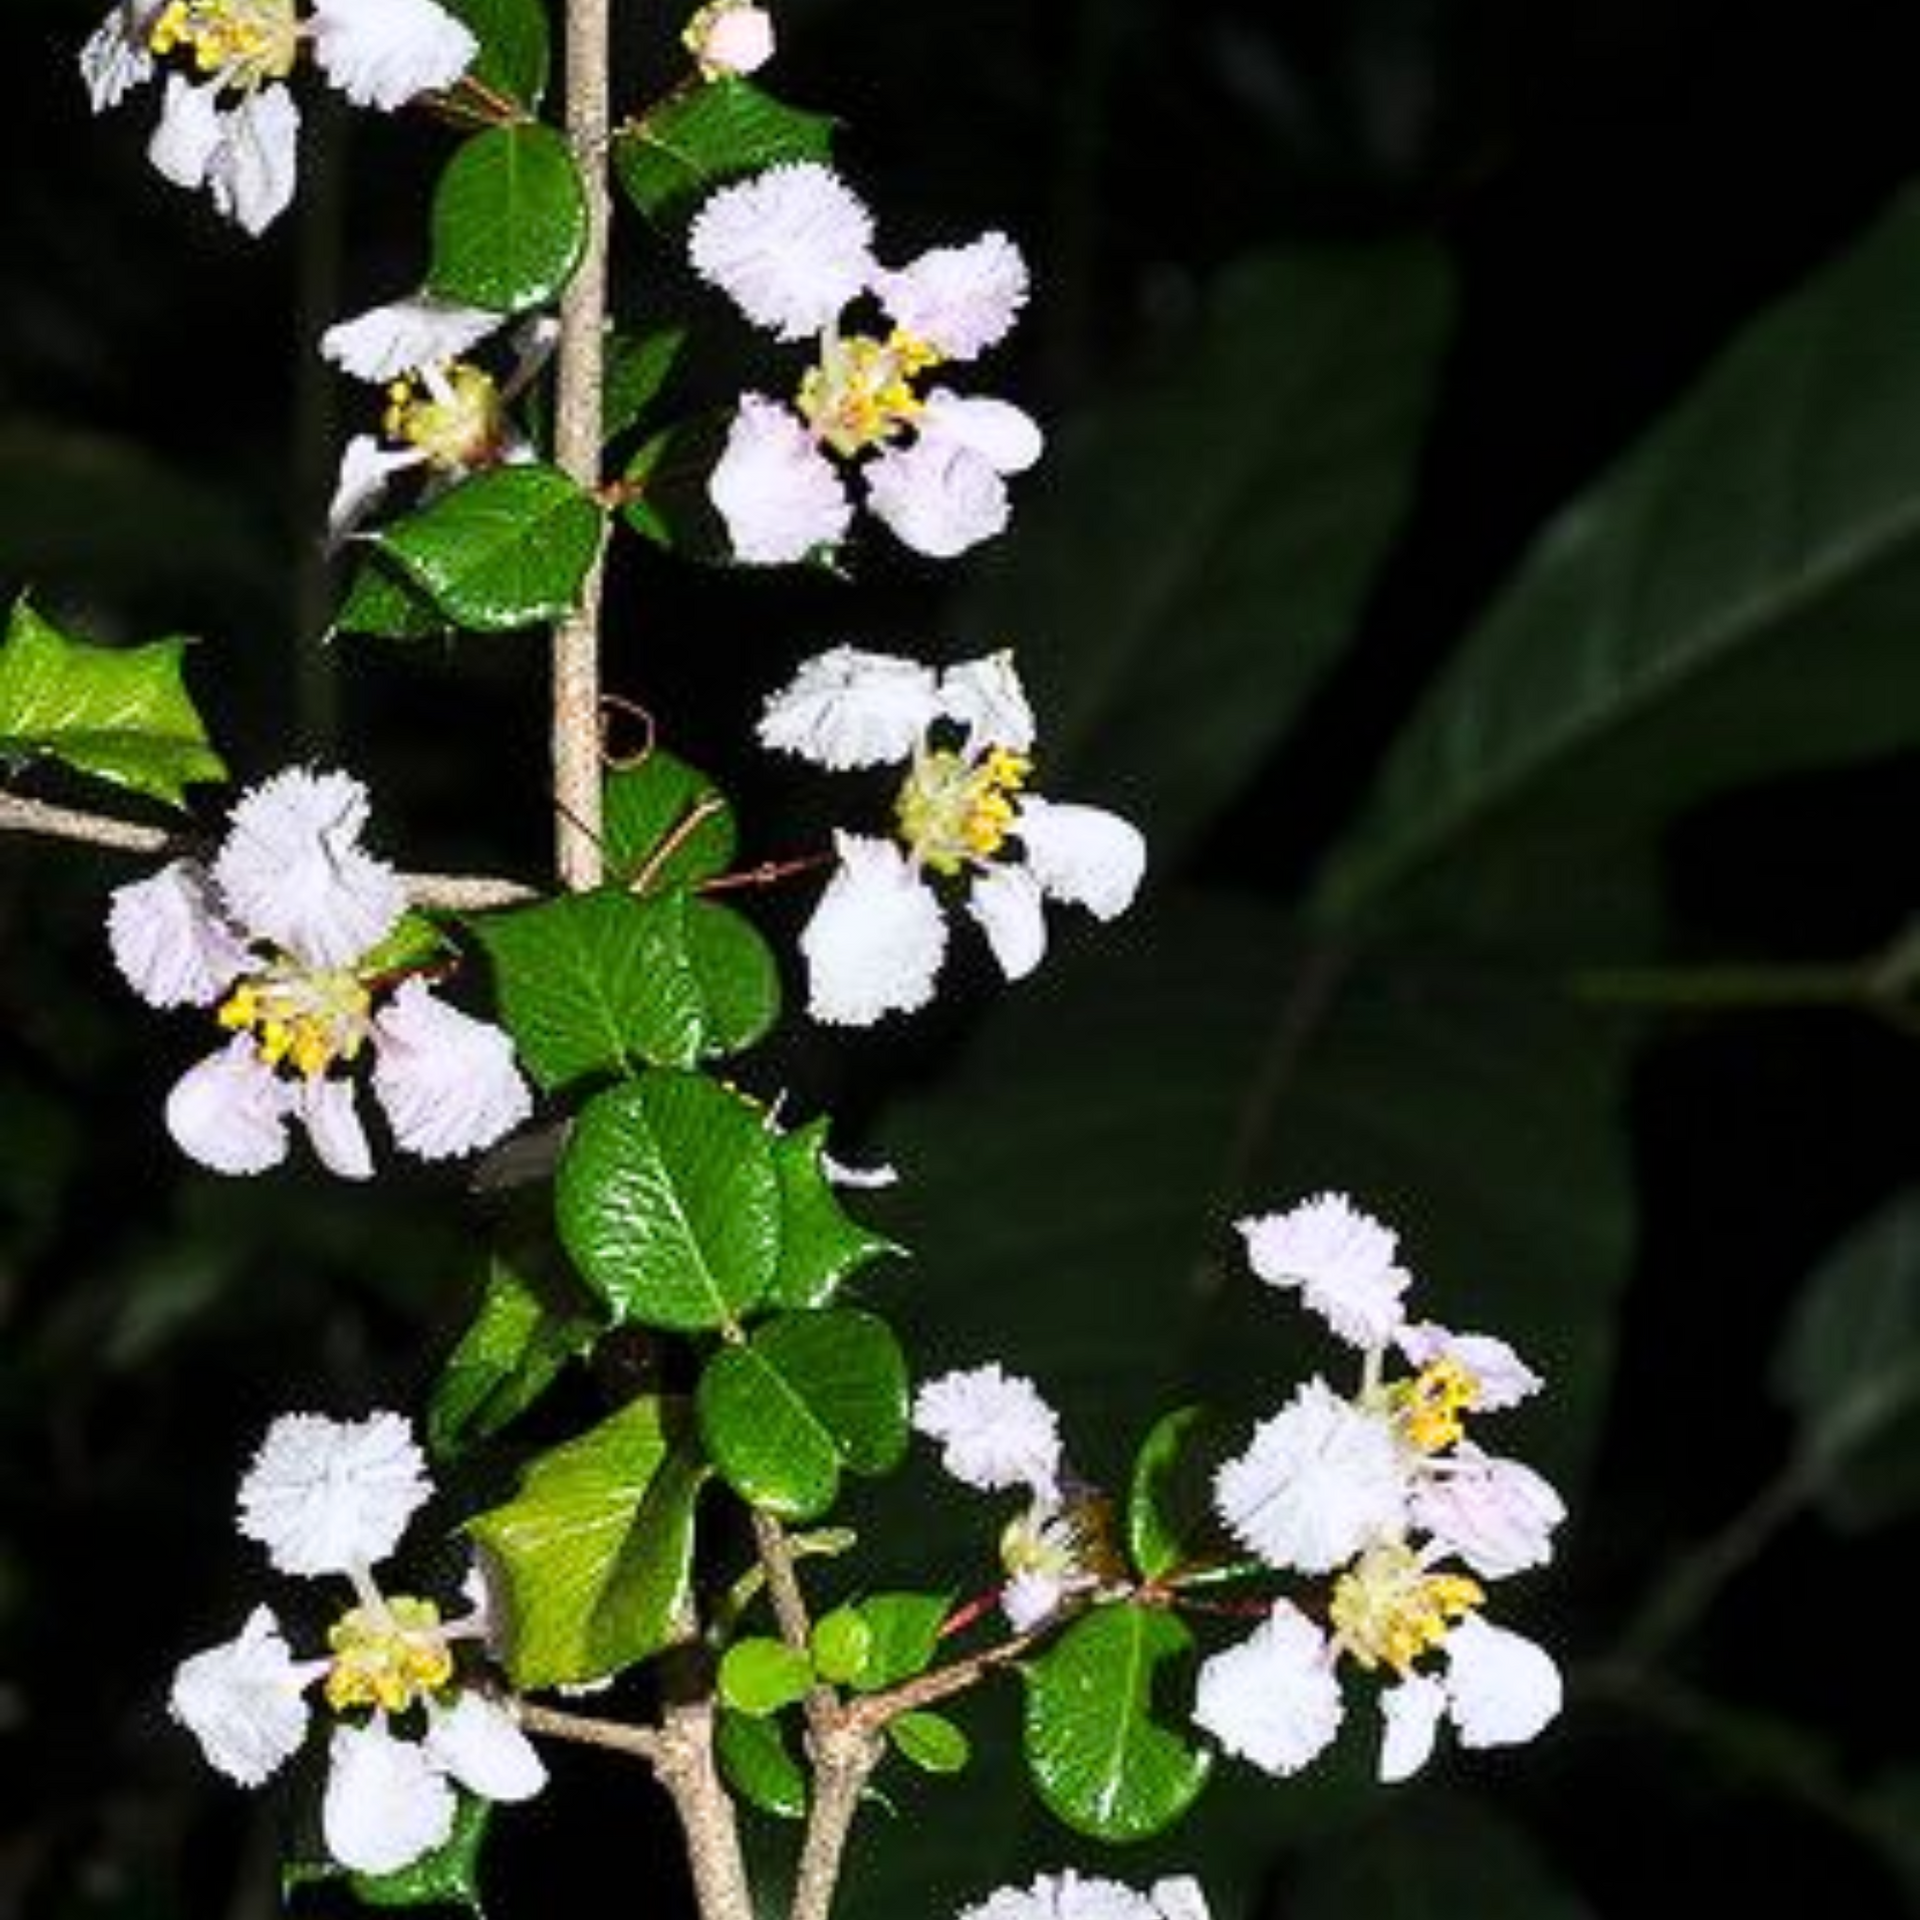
[8,0,1920,1913]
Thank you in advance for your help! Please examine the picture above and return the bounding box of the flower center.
[217,961,373,1078]
[384,363,504,470]
[324,1595,456,1714]
[797,329,939,456]
[146,0,301,87]
[1393,1357,1480,1454]
[1329,1540,1483,1673]
[895,746,1030,875]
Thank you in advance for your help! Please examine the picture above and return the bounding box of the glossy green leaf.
[619,414,730,559]
[468,1393,706,1688]
[373,464,603,633]
[686,900,781,1053]
[717,1709,808,1820]
[331,555,456,641]
[768,1119,901,1312]
[809,1606,872,1685]
[696,1307,910,1519]
[1021,1603,1210,1841]
[845,1592,949,1694]
[439,0,549,108]
[1318,186,1920,930]
[604,324,691,444]
[1125,1404,1224,1583]
[0,597,224,806]
[888,1710,971,1776]
[953,241,1451,867]
[428,1249,601,1457]
[1772,1188,1920,1531]
[428,124,588,313]
[613,79,836,225]
[557,1070,782,1330]
[719,1634,815,1715]
[602,749,737,890]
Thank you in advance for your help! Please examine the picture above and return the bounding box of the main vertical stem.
[552,0,615,891]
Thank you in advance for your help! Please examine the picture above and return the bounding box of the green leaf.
[1317,186,1920,930]
[428,124,588,314]
[557,1070,782,1330]
[331,554,456,641]
[719,1634,815,1715]
[717,1709,808,1820]
[619,413,731,559]
[468,1394,707,1688]
[428,1248,601,1457]
[686,900,781,1053]
[285,1787,491,1912]
[1771,1188,1920,1531]
[613,79,837,225]
[768,1119,901,1312]
[845,1592,950,1694]
[0,597,224,806]
[358,910,453,978]
[373,464,603,633]
[888,1710,971,1775]
[602,749,738,890]
[809,1606,872,1684]
[696,1307,910,1520]
[953,240,1452,868]
[1021,1603,1211,1841]
[438,0,550,108]
[1125,1405,1227,1583]
[604,324,692,444]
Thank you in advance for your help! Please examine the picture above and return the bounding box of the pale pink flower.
[1191,1605,1345,1777]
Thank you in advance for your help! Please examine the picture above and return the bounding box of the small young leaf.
[1022,1604,1211,1841]
[604,324,692,444]
[845,1591,950,1693]
[619,414,731,559]
[468,1394,707,1688]
[696,1307,910,1520]
[717,1709,808,1820]
[1125,1404,1231,1583]
[602,749,738,890]
[428,124,588,313]
[888,1710,971,1775]
[438,0,550,108]
[809,1606,872,1685]
[0,597,224,807]
[557,1070,782,1330]
[613,79,837,225]
[719,1635,815,1716]
[373,465,603,633]
[767,1119,902,1311]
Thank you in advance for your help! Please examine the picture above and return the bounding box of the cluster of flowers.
[914,1192,1565,1787]
[169,1411,545,1875]
[107,767,530,1178]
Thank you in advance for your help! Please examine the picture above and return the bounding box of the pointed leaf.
[557,1070,782,1330]
[768,1119,901,1311]
[1125,1404,1228,1583]
[372,464,603,632]
[614,79,837,225]
[428,123,588,313]
[696,1307,910,1520]
[0,598,224,806]
[468,1394,707,1688]
[1021,1603,1211,1841]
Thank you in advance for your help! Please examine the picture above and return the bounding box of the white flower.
[371,979,535,1161]
[108,860,251,1007]
[800,833,949,1025]
[1237,1192,1412,1351]
[959,1870,1212,1920]
[1192,1605,1345,1778]
[863,391,1044,560]
[82,0,474,233]
[689,163,877,341]
[913,1363,1062,1504]
[237,1411,432,1576]
[684,0,775,76]
[872,233,1029,361]
[763,648,1145,1024]
[165,1037,296,1175]
[1376,1616,1562,1782]
[325,1720,457,1874]
[212,768,405,969]
[326,433,428,543]
[167,1605,315,1787]
[1396,1320,1543,1410]
[321,294,501,384]
[710,394,854,563]
[423,1692,548,1802]
[1410,1446,1565,1580]
[1214,1378,1407,1574]
[756,645,942,769]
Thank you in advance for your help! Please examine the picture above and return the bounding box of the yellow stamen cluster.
[324,1595,456,1713]
[1394,1357,1481,1454]
[895,745,1031,875]
[797,330,941,457]
[217,963,372,1079]
[1329,1540,1484,1674]
[384,364,504,470]
[147,0,300,86]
